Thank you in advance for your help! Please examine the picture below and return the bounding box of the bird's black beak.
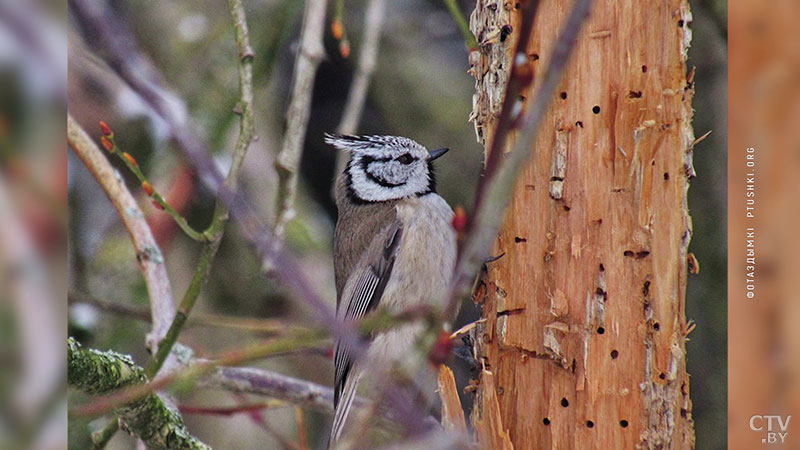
[428,147,449,161]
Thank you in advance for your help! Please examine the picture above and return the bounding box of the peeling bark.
[468,0,696,448]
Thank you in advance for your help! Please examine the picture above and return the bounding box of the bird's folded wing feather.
[331,219,403,441]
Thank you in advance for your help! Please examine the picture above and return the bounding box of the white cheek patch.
[349,161,430,202]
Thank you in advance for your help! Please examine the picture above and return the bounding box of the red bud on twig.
[452,205,468,234]
[122,152,139,168]
[428,331,453,366]
[141,180,154,196]
[100,136,114,152]
[331,19,344,40]
[99,121,113,136]
[339,40,350,58]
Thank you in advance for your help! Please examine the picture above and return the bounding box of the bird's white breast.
[367,194,456,365]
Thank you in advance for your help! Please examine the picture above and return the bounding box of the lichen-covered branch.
[67,338,211,450]
[72,333,328,419]
[273,0,328,239]
[67,113,176,351]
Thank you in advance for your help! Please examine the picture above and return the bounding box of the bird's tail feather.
[328,372,361,449]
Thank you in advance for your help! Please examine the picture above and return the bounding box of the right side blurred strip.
[729,0,800,448]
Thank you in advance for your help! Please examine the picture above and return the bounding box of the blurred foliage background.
[1,0,726,448]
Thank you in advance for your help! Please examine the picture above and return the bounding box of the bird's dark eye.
[397,153,414,165]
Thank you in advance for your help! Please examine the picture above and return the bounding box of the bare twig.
[201,366,341,414]
[337,0,385,135]
[71,332,328,419]
[333,0,387,176]
[444,0,594,319]
[68,291,313,335]
[442,0,478,49]
[69,1,431,440]
[246,400,303,450]
[69,0,230,205]
[295,406,308,450]
[90,421,120,450]
[68,0,346,343]
[145,0,257,379]
[100,128,208,241]
[178,400,285,416]
[273,0,329,239]
[67,114,176,350]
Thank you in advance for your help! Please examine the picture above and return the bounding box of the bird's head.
[325,133,448,202]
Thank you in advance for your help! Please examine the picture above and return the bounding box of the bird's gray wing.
[329,219,403,445]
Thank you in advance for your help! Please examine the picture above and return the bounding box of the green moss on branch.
[68,338,211,450]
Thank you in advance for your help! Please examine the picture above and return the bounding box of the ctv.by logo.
[750,415,792,444]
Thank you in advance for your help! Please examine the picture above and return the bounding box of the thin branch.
[90,420,119,450]
[442,0,478,49]
[69,0,230,206]
[69,1,427,436]
[67,338,211,450]
[295,406,308,450]
[68,291,311,335]
[71,332,328,419]
[145,0,257,380]
[337,0,385,135]
[333,0,387,176]
[67,114,176,350]
[100,128,207,241]
[444,0,594,319]
[273,0,329,239]
[178,400,285,416]
[200,366,340,414]
[247,400,303,450]
[68,0,347,345]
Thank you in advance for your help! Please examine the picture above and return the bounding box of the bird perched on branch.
[325,134,456,446]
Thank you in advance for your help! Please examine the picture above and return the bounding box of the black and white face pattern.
[325,134,444,202]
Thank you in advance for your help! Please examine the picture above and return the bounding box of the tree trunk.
[468,1,696,449]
